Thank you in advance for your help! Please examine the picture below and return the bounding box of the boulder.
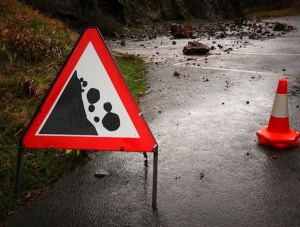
[120,40,126,46]
[234,18,243,25]
[249,34,256,39]
[273,22,286,31]
[182,40,210,55]
[171,24,192,38]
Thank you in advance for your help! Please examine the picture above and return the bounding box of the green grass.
[0,0,146,224]
[112,51,147,101]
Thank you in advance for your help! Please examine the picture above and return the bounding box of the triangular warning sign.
[22,27,156,152]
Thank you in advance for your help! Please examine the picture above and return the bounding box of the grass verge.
[0,0,146,224]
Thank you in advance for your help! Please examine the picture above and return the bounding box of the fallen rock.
[182,40,210,55]
[234,18,244,25]
[224,48,233,52]
[249,34,256,39]
[274,22,286,31]
[94,169,110,179]
[272,154,279,159]
[171,24,192,38]
[149,34,157,39]
[173,71,180,77]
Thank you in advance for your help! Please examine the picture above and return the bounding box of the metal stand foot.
[152,145,158,209]
[15,141,25,194]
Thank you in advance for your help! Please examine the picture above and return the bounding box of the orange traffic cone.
[256,79,299,149]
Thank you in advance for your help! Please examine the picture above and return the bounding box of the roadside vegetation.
[0,0,146,224]
[246,0,300,19]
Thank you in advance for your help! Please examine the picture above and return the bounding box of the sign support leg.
[152,145,158,209]
[15,141,25,194]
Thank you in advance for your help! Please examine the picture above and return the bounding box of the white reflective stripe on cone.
[271,94,288,118]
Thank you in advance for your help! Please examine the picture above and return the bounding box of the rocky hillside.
[20,0,297,34]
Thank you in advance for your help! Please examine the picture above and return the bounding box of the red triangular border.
[21,27,156,152]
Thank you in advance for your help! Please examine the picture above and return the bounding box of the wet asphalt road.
[5,16,300,227]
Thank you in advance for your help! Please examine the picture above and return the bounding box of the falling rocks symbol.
[39,70,98,135]
[102,102,120,131]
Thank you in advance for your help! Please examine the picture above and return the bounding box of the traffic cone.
[256,79,300,149]
[286,16,289,20]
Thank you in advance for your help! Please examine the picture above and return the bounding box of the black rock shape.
[39,70,98,135]
[102,102,120,131]
[87,88,100,104]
